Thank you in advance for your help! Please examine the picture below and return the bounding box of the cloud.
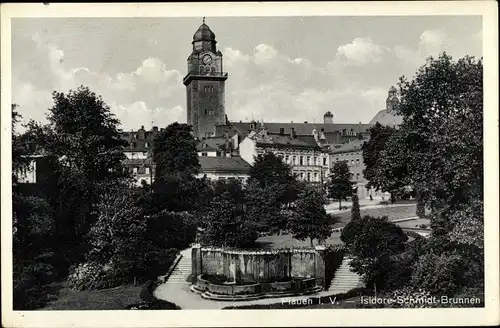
[12,33,184,131]
[335,38,388,66]
[111,101,186,130]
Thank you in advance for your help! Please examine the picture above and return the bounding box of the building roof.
[198,156,251,173]
[255,133,320,149]
[228,121,372,137]
[369,110,403,126]
[119,127,159,152]
[193,23,216,42]
[329,138,367,154]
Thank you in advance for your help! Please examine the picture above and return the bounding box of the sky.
[11,16,483,131]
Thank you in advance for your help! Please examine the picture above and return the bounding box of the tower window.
[211,67,216,74]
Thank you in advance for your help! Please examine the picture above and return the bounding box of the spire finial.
[203,17,205,24]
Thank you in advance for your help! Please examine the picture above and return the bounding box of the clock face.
[202,55,212,65]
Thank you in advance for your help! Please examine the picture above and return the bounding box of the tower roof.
[324,111,333,117]
[193,23,216,42]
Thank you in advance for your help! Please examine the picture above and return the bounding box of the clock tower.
[183,19,228,140]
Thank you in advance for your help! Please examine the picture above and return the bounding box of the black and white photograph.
[1,2,498,327]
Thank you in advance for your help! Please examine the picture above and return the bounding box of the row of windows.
[129,142,150,148]
[277,154,327,167]
[298,172,321,182]
[334,158,361,165]
[203,85,215,93]
[132,167,151,175]
[350,172,362,180]
[204,108,215,116]
[218,177,246,182]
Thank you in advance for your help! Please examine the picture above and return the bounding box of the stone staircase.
[328,257,364,294]
[164,251,192,284]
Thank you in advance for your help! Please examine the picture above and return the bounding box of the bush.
[147,211,197,250]
[13,262,57,310]
[351,195,361,221]
[325,246,346,289]
[411,252,464,295]
[66,262,122,291]
[143,248,178,280]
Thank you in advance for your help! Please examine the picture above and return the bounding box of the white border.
[1,2,499,327]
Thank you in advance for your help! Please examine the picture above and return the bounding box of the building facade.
[119,125,158,186]
[239,126,329,185]
[184,22,228,140]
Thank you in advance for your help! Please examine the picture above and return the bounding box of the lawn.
[330,204,418,228]
[41,282,142,310]
[256,205,419,249]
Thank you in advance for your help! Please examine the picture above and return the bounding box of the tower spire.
[203,17,205,24]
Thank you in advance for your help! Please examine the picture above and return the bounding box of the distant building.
[197,156,251,182]
[369,86,403,127]
[239,125,328,185]
[184,21,228,140]
[119,125,158,186]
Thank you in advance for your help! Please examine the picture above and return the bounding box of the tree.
[287,186,332,247]
[151,123,201,213]
[341,215,408,290]
[365,53,484,294]
[248,152,299,205]
[202,191,259,248]
[361,122,396,190]
[244,179,285,234]
[152,122,200,178]
[21,87,129,246]
[351,194,361,221]
[328,160,354,210]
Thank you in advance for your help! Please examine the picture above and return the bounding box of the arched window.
[211,66,216,74]
[199,66,205,74]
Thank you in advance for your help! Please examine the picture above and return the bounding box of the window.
[133,167,138,175]
[314,157,318,165]
[314,172,318,181]
[356,158,360,165]
[307,173,311,181]
[350,173,354,180]
[285,155,289,163]
[202,152,208,156]
[279,128,284,135]
[299,156,303,165]
[323,157,327,166]
[292,156,296,165]
[356,173,360,180]
[351,160,354,165]
[306,157,310,165]
[211,67,216,74]
[145,167,150,175]
[199,66,204,74]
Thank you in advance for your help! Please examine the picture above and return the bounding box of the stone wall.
[192,245,328,287]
